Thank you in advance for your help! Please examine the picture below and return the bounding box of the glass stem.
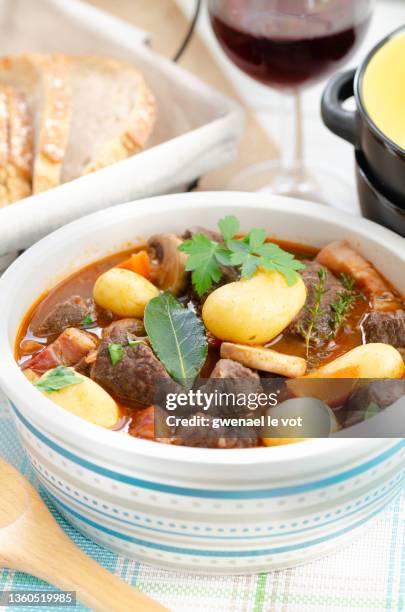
[279,90,304,179]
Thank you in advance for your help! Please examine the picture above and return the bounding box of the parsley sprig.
[82,314,95,327]
[35,365,83,393]
[179,216,305,296]
[108,343,124,365]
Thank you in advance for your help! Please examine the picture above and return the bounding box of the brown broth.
[15,238,375,437]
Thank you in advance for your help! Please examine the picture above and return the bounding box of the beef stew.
[16,216,405,447]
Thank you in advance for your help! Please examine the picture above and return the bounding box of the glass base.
[227,160,355,210]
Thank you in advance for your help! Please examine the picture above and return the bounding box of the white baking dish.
[0,0,243,260]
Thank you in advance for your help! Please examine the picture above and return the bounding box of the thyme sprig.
[329,274,362,337]
[302,268,327,358]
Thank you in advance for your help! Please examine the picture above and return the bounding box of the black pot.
[322,27,405,204]
[356,150,405,238]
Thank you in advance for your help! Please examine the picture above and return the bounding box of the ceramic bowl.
[0,192,404,574]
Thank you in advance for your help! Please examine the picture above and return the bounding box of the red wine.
[209,1,372,89]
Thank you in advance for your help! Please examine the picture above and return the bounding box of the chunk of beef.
[32,296,96,337]
[362,311,405,348]
[316,241,402,311]
[75,349,98,376]
[171,412,259,448]
[208,358,262,403]
[342,380,405,428]
[210,358,260,381]
[22,328,97,374]
[182,226,223,243]
[197,358,263,423]
[290,261,344,340]
[102,318,146,343]
[91,341,172,409]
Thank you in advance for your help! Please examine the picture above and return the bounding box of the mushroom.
[147,233,188,295]
[220,343,307,378]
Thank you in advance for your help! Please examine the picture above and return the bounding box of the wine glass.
[208,0,375,205]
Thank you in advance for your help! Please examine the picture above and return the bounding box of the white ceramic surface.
[0,192,404,574]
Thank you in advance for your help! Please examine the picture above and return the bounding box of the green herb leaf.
[35,365,83,393]
[82,314,95,327]
[108,343,124,365]
[179,233,222,296]
[229,235,305,286]
[214,247,233,266]
[340,273,356,292]
[127,334,145,347]
[256,243,306,286]
[218,215,239,241]
[300,268,327,358]
[229,246,260,276]
[144,292,208,386]
[247,228,266,251]
[227,239,250,254]
[178,216,305,295]
[329,274,363,337]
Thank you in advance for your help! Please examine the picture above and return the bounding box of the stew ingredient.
[15,216,405,448]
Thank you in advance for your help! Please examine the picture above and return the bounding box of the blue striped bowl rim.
[50,491,395,558]
[34,466,403,540]
[12,404,405,500]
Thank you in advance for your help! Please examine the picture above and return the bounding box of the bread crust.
[0,53,71,197]
[33,53,72,194]
[0,85,33,207]
[7,87,33,202]
[0,87,9,207]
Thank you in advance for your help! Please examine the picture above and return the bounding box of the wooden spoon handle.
[7,526,166,612]
[7,527,166,612]
[0,461,166,612]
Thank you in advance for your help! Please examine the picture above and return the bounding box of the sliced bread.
[32,53,72,194]
[0,87,9,206]
[0,85,33,207]
[0,53,72,196]
[0,53,155,200]
[7,87,33,202]
[61,56,156,183]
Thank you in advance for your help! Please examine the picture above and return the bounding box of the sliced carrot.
[116,250,151,279]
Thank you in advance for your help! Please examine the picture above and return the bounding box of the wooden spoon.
[0,460,166,611]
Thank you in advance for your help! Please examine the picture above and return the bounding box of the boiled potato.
[38,371,120,428]
[262,397,340,446]
[202,270,306,344]
[308,343,405,379]
[93,268,159,317]
[23,368,39,383]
